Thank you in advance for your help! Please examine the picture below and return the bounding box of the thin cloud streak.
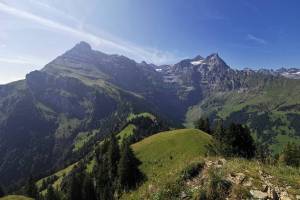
[0,56,47,65]
[247,34,267,45]
[0,57,33,64]
[0,1,177,64]
[28,0,78,23]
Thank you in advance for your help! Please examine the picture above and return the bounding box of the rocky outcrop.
[183,158,298,200]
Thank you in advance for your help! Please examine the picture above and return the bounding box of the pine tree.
[0,185,5,197]
[255,142,272,164]
[45,185,60,200]
[96,156,113,200]
[223,123,256,158]
[25,176,38,198]
[210,122,256,159]
[279,142,300,167]
[41,179,47,191]
[213,120,224,140]
[194,117,211,134]
[94,144,114,200]
[211,120,227,155]
[108,133,120,180]
[118,141,143,191]
[82,174,97,200]
[68,173,83,200]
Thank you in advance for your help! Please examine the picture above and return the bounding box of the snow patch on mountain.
[191,59,205,65]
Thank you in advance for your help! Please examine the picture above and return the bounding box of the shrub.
[181,162,204,181]
[196,189,207,200]
[279,142,300,167]
[155,180,184,199]
[206,171,231,200]
[211,122,256,159]
[231,185,251,200]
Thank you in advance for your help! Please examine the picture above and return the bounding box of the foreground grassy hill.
[33,127,300,199]
[35,128,211,197]
[122,129,212,199]
[123,129,300,199]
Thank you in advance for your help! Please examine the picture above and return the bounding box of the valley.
[0,42,299,199]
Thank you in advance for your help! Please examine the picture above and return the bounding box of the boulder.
[250,190,268,199]
[279,191,291,200]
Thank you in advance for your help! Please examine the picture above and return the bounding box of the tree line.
[195,117,300,166]
[19,134,144,200]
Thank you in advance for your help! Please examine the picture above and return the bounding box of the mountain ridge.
[0,41,299,188]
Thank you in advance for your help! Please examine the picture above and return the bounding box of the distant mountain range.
[246,68,300,79]
[0,41,299,187]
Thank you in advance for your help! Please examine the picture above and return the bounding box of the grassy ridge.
[123,129,211,199]
[34,127,300,199]
[37,128,212,198]
[117,124,136,144]
[36,163,76,192]
[0,196,32,200]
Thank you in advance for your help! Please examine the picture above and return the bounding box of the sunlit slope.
[0,196,32,200]
[124,128,212,199]
[185,78,300,153]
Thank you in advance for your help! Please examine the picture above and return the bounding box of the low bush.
[206,170,231,200]
[180,162,204,181]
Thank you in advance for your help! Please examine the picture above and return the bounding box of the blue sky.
[0,0,300,84]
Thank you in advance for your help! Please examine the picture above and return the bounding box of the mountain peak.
[206,53,220,59]
[72,41,92,52]
[192,55,204,61]
[205,53,226,64]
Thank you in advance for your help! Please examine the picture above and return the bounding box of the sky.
[1,0,300,84]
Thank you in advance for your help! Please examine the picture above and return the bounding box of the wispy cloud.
[247,34,267,45]
[28,0,78,23]
[0,57,31,64]
[0,1,177,64]
[0,55,47,65]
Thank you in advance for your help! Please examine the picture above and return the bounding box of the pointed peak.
[203,53,230,70]
[192,55,204,61]
[206,53,220,59]
[205,53,226,64]
[72,41,92,51]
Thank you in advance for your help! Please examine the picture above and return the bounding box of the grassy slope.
[123,129,300,199]
[123,129,212,199]
[127,112,156,121]
[35,127,300,199]
[0,196,32,200]
[117,112,156,144]
[185,78,300,152]
[36,163,76,192]
[117,124,136,144]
